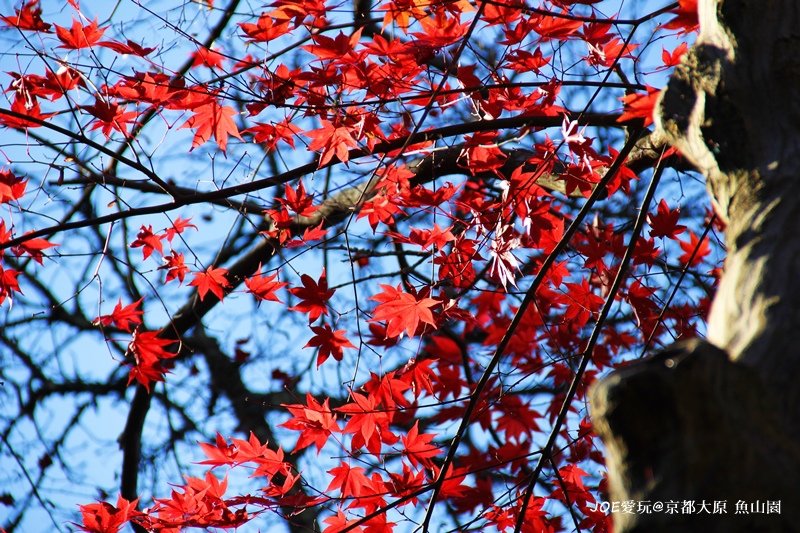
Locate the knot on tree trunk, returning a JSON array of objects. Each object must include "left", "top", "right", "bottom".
[
  {"left": 655, "top": 41, "right": 746, "bottom": 225},
  {"left": 589, "top": 338, "right": 800, "bottom": 532}
]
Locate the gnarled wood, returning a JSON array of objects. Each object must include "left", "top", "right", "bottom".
[
  {"left": 591, "top": 0, "right": 800, "bottom": 529},
  {"left": 591, "top": 340, "right": 800, "bottom": 531}
]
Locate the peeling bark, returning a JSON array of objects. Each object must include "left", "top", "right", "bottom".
[{"left": 591, "top": 1, "right": 800, "bottom": 530}]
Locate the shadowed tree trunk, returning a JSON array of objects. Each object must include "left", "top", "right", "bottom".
[{"left": 590, "top": 0, "right": 800, "bottom": 530}]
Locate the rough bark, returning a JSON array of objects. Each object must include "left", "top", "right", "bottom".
[{"left": 590, "top": 1, "right": 800, "bottom": 530}]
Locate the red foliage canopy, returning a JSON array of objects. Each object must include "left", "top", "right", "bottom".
[{"left": 0, "top": 1, "right": 715, "bottom": 532}]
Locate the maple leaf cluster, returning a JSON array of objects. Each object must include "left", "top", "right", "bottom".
[{"left": 0, "top": 169, "right": 56, "bottom": 306}]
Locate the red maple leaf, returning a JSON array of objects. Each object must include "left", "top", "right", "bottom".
[
  {"left": 662, "top": 42, "right": 689, "bottom": 68},
  {"left": 245, "top": 266, "right": 286, "bottom": 302},
  {"left": 78, "top": 495, "right": 139, "bottom": 533},
  {"left": 190, "top": 46, "right": 225, "bottom": 69},
  {"left": 617, "top": 86, "right": 660, "bottom": 127},
  {"left": 379, "top": 0, "right": 426, "bottom": 31},
  {"left": 198, "top": 432, "right": 290, "bottom": 482},
  {"left": 516, "top": 496, "right": 560, "bottom": 532},
  {"left": 151, "top": 472, "right": 248, "bottom": 528},
  {"left": 409, "top": 224, "right": 456, "bottom": 250},
  {"left": 586, "top": 38, "right": 638, "bottom": 68},
  {"left": 363, "top": 371, "right": 410, "bottom": 410},
  {"left": 337, "top": 392, "right": 396, "bottom": 455},
  {"left": 285, "top": 223, "right": 327, "bottom": 248},
  {"left": 11, "top": 235, "right": 56, "bottom": 264},
  {"left": 460, "top": 131, "right": 507, "bottom": 174},
  {"left": 313, "top": 28, "right": 365, "bottom": 59},
  {"left": 302, "top": 29, "right": 361, "bottom": 60},
  {"left": 279, "top": 180, "right": 317, "bottom": 217},
  {"left": 386, "top": 464, "right": 426, "bottom": 506},
  {"left": 532, "top": 14, "right": 583, "bottom": 40},
  {"left": 107, "top": 71, "right": 183, "bottom": 107},
  {"left": 245, "top": 119, "right": 300, "bottom": 152},
  {"left": 159, "top": 252, "right": 189, "bottom": 284},
  {"left": 46, "top": 66, "right": 83, "bottom": 96},
  {"left": 327, "top": 462, "right": 374, "bottom": 498},
  {"left": 0, "top": 220, "right": 12, "bottom": 244},
  {"left": 633, "top": 236, "right": 660, "bottom": 267},
  {"left": 679, "top": 230, "right": 711, "bottom": 266},
  {"left": 663, "top": 0, "right": 699, "bottom": 34},
  {"left": 98, "top": 39, "right": 155, "bottom": 57},
  {"left": 130, "top": 225, "right": 164, "bottom": 259},
  {"left": 305, "top": 324, "right": 355, "bottom": 366},
  {"left": 485, "top": 505, "right": 515, "bottom": 532},
  {"left": 263, "top": 470, "right": 301, "bottom": 499},
  {"left": 188, "top": 266, "right": 231, "bottom": 301},
  {"left": 603, "top": 146, "right": 639, "bottom": 195},
  {"left": 401, "top": 182, "right": 457, "bottom": 207},
  {"left": 172, "top": 84, "right": 218, "bottom": 109},
  {"left": 0, "top": 1, "right": 51, "bottom": 32},
  {"left": 0, "top": 169, "right": 27, "bottom": 203},
  {"left": 435, "top": 237, "right": 480, "bottom": 289},
  {"left": 0, "top": 263, "right": 22, "bottom": 307},
  {"left": 198, "top": 432, "right": 238, "bottom": 467},
  {"left": 0, "top": 95, "right": 55, "bottom": 129},
  {"left": 358, "top": 193, "right": 402, "bottom": 230},
  {"left": 370, "top": 284, "right": 439, "bottom": 339},
  {"left": 81, "top": 96, "right": 138, "bottom": 138},
  {"left": 505, "top": 47, "right": 550, "bottom": 74},
  {"left": 562, "top": 280, "right": 604, "bottom": 328},
  {"left": 433, "top": 464, "right": 468, "bottom": 499},
  {"left": 230, "top": 432, "right": 289, "bottom": 478},
  {"left": 398, "top": 358, "right": 436, "bottom": 398},
  {"left": 280, "top": 394, "right": 339, "bottom": 453},
  {"left": 412, "top": 11, "right": 469, "bottom": 47},
  {"left": 552, "top": 464, "right": 592, "bottom": 506},
  {"left": 181, "top": 99, "right": 243, "bottom": 153},
  {"left": 55, "top": 18, "right": 106, "bottom": 49},
  {"left": 182, "top": 472, "right": 230, "bottom": 502},
  {"left": 647, "top": 199, "right": 686, "bottom": 239},
  {"left": 322, "top": 510, "right": 363, "bottom": 533},
  {"left": 288, "top": 269, "right": 335, "bottom": 322},
  {"left": 239, "top": 14, "right": 291, "bottom": 42},
  {"left": 164, "top": 216, "right": 197, "bottom": 242},
  {"left": 263, "top": 206, "right": 294, "bottom": 244},
  {"left": 306, "top": 120, "right": 359, "bottom": 167},
  {"left": 5, "top": 68, "right": 84, "bottom": 103},
  {"left": 579, "top": 19, "right": 612, "bottom": 44},
  {"left": 400, "top": 421, "right": 440, "bottom": 469},
  {"left": 627, "top": 279, "right": 660, "bottom": 333},
  {"left": 495, "top": 395, "right": 541, "bottom": 443},
  {"left": 94, "top": 298, "right": 143, "bottom": 332},
  {"left": 126, "top": 329, "right": 177, "bottom": 390}
]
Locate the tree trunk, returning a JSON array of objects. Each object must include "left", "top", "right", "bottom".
[{"left": 590, "top": 1, "right": 800, "bottom": 530}]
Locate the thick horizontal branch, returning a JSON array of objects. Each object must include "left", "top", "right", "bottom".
[
  {"left": 54, "top": 173, "right": 264, "bottom": 214},
  {"left": 477, "top": 0, "right": 678, "bottom": 25},
  {"left": 253, "top": 80, "right": 648, "bottom": 112},
  {"left": 2, "top": 111, "right": 660, "bottom": 251}
]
